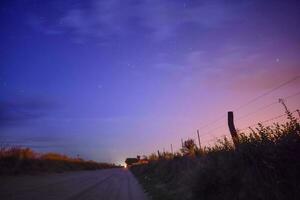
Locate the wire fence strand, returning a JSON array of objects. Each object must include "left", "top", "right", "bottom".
[
  {"left": 195, "top": 77, "right": 300, "bottom": 134},
  {"left": 239, "top": 110, "right": 299, "bottom": 131}
]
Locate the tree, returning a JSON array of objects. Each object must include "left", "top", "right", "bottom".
[{"left": 180, "top": 139, "right": 198, "bottom": 156}]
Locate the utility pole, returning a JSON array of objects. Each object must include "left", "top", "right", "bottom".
[
  {"left": 228, "top": 111, "right": 239, "bottom": 147},
  {"left": 171, "top": 144, "right": 173, "bottom": 154}
]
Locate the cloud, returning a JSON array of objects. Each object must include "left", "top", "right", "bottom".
[
  {"left": 183, "top": 47, "right": 300, "bottom": 91},
  {"left": 27, "top": 15, "right": 64, "bottom": 36},
  {"left": 0, "top": 97, "right": 58, "bottom": 127},
  {"left": 0, "top": 137, "right": 69, "bottom": 149},
  {"left": 152, "top": 41, "right": 300, "bottom": 91},
  {"left": 225, "top": 65, "right": 300, "bottom": 91},
  {"left": 27, "top": 0, "right": 247, "bottom": 42},
  {"left": 153, "top": 62, "right": 183, "bottom": 71}
]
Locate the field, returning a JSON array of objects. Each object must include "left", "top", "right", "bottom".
[
  {"left": 131, "top": 110, "right": 300, "bottom": 200},
  {"left": 0, "top": 147, "right": 118, "bottom": 175}
]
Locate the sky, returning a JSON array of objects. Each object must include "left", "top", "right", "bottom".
[{"left": 1, "top": 0, "right": 300, "bottom": 164}]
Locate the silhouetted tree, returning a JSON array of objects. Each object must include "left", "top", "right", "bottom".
[{"left": 180, "top": 139, "right": 198, "bottom": 156}]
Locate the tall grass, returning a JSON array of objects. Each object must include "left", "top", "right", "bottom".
[
  {"left": 131, "top": 111, "right": 300, "bottom": 200},
  {"left": 0, "top": 147, "right": 118, "bottom": 175}
]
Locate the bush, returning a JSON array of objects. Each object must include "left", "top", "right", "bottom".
[
  {"left": 0, "top": 147, "right": 118, "bottom": 175},
  {"left": 131, "top": 113, "right": 300, "bottom": 200}
]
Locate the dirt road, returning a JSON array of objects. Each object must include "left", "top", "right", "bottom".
[{"left": 0, "top": 168, "right": 149, "bottom": 200}]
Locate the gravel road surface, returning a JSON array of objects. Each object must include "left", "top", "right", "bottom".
[{"left": 0, "top": 168, "right": 149, "bottom": 200}]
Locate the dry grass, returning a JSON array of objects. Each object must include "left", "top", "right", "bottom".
[{"left": 0, "top": 147, "right": 118, "bottom": 175}]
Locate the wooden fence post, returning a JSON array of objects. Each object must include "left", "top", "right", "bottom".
[
  {"left": 197, "top": 129, "right": 202, "bottom": 151},
  {"left": 157, "top": 150, "right": 161, "bottom": 158},
  {"left": 228, "top": 111, "right": 239, "bottom": 147}
]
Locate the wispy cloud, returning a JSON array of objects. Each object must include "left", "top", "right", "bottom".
[
  {"left": 183, "top": 46, "right": 300, "bottom": 90},
  {"left": 0, "top": 97, "right": 58, "bottom": 127},
  {"left": 151, "top": 42, "right": 300, "bottom": 91},
  {"left": 26, "top": 0, "right": 248, "bottom": 42}
]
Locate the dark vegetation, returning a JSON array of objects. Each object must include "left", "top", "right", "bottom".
[
  {"left": 0, "top": 147, "right": 119, "bottom": 175},
  {"left": 131, "top": 108, "right": 300, "bottom": 200}
]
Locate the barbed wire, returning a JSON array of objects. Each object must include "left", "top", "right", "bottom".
[
  {"left": 236, "top": 90, "right": 300, "bottom": 122},
  {"left": 195, "top": 76, "right": 300, "bottom": 133},
  {"left": 205, "top": 134, "right": 228, "bottom": 143},
  {"left": 200, "top": 124, "right": 227, "bottom": 137},
  {"left": 236, "top": 101, "right": 278, "bottom": 121},
  {"left": 238, "top": 109, "right": 299, "bottom": 131},
  {"left": 202, "top": 109, "right": 300, "bottom": 147},
  {"left": 174, "top": 108, "right": 299, "bottom": 151},
  {"left": 198, "top": 113, "right": 227, "bottom": 130},
  {"left": 178, "top": 76, "right": 300, "bottom": 151},
  {"left": 234, "top": 75, "right": 300, "bottom": 111}
]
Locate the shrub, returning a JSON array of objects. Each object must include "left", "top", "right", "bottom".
[
  {"left": 0, "top": 147, "right": 118, "bottom": 175},
  {"left": 131, "top": 113, "right": 300, "bottom": 200}
]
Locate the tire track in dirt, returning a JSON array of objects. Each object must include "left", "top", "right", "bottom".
[
  {"left": 66, "top": 174, "right": 116, "bottom": 200},
  {"left": 0, "top": 169, "right": 149, "bottom": 200}
]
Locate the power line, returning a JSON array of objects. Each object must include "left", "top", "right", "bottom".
[
  {"left": 239, "top": 109, "right": 298, "bottom": 131},
  {"left": 285, "top": 90, "right": 300, "bottom": 100},
  {"left": 204, "top": 110, "right": 299, "bottom": 144},
  {"left": 236, "top": 90, "right": 300, "bottom": 122},
  {"left": 202, "top": 107, "right": 299, "bottom": 144},
  {"left": 201, "top": 124, "right": 227, "bottom": 137},
  {"left": 235, "top": 75, "right": 300, "bottom": 111},
  {"left": 205, "top": 134, "right": 228, "bottom": 143},
  {"left": 198, "top": 113, "right": 226, "bottom": 130},
  {"left": 236, "top": 101, "right": 278, "bottom": 121},
  {"left": 181, "top": 76, "right": 300, "bottom": 147},
  {"left": 196, "top": 76, "right": 300, "bottom": 132},
  {"left": 260, "top": 109, "right": 298, "bottom": 124}
]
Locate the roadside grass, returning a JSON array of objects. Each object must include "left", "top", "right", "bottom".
[
  {"left": 132, "top": 156, "right": 198, "bottom": 200},
  {"left": 131, "top": 110, "right": 300, "bottom": 200},
  {"left": 135, "top": 172, "right": 173, "bottom": 200},
  {"left": 0, "top": 147, "right": 119, "bottom": 175}
]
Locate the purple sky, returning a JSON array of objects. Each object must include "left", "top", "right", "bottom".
[{"left": 1, "top": 0, "right": 300, "bottom": 164}]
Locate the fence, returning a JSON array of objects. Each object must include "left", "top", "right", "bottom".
[{"left": 156, "top": 75, "right": 300, "bottom": 154}]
